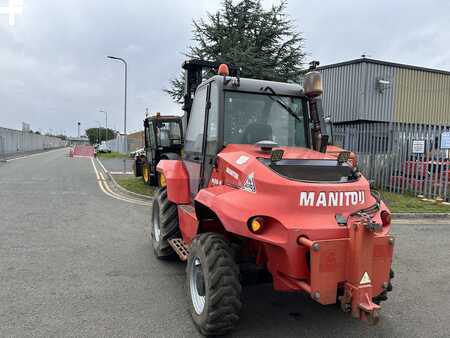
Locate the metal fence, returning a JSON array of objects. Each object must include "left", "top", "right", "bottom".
[
  {"left": 105, "top": 134, "right": 128, "bottom": 154},
  {"left": 0, "top": 127, "right": 66, "bottom": 158},
  {"left": 105, "top": 134, "right": 142, "bottom": 154},
  {"left": 334, "top": 122, "right": 450, "bottom": 201}
]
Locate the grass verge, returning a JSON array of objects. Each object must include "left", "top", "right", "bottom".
[
  {"left": 113, "top": 175, "right": 156, "bottom": 197},
  {"left": 381, "top": 190, "right": 450, "bottom": 213},
  {"left": 97, "top": 151, "right": 129, "bottom": 159}
]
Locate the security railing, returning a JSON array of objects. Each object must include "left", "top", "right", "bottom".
[{"left": 333, "top": 122, "right": 450, "bottom": 201}]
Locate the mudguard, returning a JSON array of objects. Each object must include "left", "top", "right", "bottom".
[
  {"left": 156, "top": 160, "right": 190, "bottom": 204},
  {"left": 195, "top": 185, "right": 290, "bottom": 245}
]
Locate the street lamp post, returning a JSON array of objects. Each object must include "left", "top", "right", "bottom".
[
  {"left": 95, "top": 121, "right": 101, "bottom": 143},
  {"left": 100, "top": 110, "right": 108, "bottom": 141},
  {"left": 107, "top": 55, "right": 127, "bottom": 153}
]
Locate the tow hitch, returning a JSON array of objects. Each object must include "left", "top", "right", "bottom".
[
  {"left": 299, "top": 213, "right": 394, "bottom": 325},
  {"left": 339, "top": 214, "right": 387, "bottom": 325}
]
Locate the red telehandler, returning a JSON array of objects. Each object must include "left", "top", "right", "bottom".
[{"left": 150, "top": 59, "right": 394, "bottom": 335}]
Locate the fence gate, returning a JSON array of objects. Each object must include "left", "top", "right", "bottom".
[{"left": 334, "top": 122, "right": 450, "bottom": 201}]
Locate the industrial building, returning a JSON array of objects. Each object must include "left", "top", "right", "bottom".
[{"left": 318, "top": 58, "right": 450, "bottom": 125}]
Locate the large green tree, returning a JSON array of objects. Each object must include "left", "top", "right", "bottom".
[
  {"left": 166, "top": 0, "right": 305, "bottom": 103},
  {"left": 85, "top": 128, "right": 117, "bottom": 144}
]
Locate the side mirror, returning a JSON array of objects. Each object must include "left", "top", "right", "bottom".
[
  {"left": 304, "top": 71, "right": 323, "bottom": 97},
  {"left": 324, "top": 117, "right": 334, "bottom": 145}
]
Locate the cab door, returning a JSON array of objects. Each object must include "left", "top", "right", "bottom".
[
  {"left": 183, "top": 84, "right": 209, "bottom": 198},
  {"left": 200, "top": 81, "right": 219, "bottom": 188},
  {"left": 145, "top": 121, "right": 156, "bottom": 169}
]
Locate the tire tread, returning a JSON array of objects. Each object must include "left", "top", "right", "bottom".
[
  {"left": 152, "top": 187, "right": 180, "bottom": 258},
  {"left": 188, "top": 233, "right": 242, "bottom": 336}
]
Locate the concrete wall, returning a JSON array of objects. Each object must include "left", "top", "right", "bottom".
[{"left": 0, "top": 127, "right": 66, "bottom": 156}]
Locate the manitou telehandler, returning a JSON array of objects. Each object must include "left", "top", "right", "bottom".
[
  {"left": 150, "top": 59, "right": 394, "bottom": 335},
  {"left": 135, "top": 114, "right": 183, "bottom": 185}
]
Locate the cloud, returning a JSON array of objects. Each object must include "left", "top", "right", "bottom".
[
  {"left": 0, "top": 0, "right": 448, "bottom": 134},
  {"left": 288, "top": 0, "right": 450, "bottom": 69}
]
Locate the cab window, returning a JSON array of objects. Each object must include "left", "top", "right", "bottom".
[
  {"left": 224, "top": 91, "right": 307, "bottom": 147},
  {"left": 147, "top": 121, "right": 156, "bottom": 148},
  {"left": 206, "top": 82, "right": 218, "bottom": 155},
  {"left": 184, "top": 85, "right": 207, "bottom": 153}
]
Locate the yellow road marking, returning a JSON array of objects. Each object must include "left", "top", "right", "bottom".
[{"left": 91, "top": 158, "right": 150, "bottom": 206}]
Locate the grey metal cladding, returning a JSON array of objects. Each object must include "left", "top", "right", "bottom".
[
  {"left": 320, "top": 62, "right": 364, "bottom": 123},
  {"left": 362, "top": 62, "right": 396, "bottom": 122}
]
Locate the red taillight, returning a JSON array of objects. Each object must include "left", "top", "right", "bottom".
[{"left": 381, "top": 211, "right": 391, "bottom": 227}]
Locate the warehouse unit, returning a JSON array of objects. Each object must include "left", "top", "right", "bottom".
[{"left": 318, "top": 57, "right": 450, "bottom": 125}]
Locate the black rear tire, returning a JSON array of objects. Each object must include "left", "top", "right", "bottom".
[
  {"left": 151, "top": 187, "right": 180, "bottom": 259},
  {"left": 186, "top": 233, "right": 242, "bottom": 336}
]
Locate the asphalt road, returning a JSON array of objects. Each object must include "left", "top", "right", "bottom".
[
  {"left": 0, "top": 148, "right": 449, "bottom": 337},
  {"left": 98, "top": 157, "right": 134, "bottom": 173}
]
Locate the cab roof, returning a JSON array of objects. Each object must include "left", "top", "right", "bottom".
[{"left": 207, "top": 75, "right": 304, "bottom": 97}]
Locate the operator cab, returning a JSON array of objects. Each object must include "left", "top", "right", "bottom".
[
  {"left": 183, "top": 75, "right": 310, "bottom": 151},
  {"left": 183, "top": 74, "right": 311, "bottom": 195},
  {"left": 140, "top": 114, "right": 184, "bottom": 185}
]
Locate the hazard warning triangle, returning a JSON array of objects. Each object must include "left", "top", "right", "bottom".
[{"left": 360, "top": 272, "right": 371, "bottom": 284}]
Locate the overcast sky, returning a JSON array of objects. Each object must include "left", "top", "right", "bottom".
[{"left": 1, "top": 0, "right": 449, "bottom": 135}]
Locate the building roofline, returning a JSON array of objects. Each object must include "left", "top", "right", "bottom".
[{"left": 317, "top": 57, "right": 450, "bottom": 76}]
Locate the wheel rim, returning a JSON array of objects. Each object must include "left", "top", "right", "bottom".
[
  {"left": 190, "top": 256, "right": 206, "bottom": 315},
  {"left": 143, "top": 167, "right": 149, "bottom": 182},
  {"left": 152, "top": 201, "right": 161, "bottom": 242}
]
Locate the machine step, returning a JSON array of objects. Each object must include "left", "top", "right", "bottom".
[{"left": 168, "top": 238, "right": 189, "bottom": 261}]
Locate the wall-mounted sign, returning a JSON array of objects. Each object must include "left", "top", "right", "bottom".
[
  {"left": 441, "top": 132, "right": 450, "bottom": 149},
  {"left": 412, "top": 140, "right": 425, "bottom": 154}
]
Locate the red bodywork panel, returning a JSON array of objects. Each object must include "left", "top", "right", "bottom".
[
  {"left": 177, "top": 204, "right": 198, "bottom": 243},
  {"left": 157, "top": 144, "right": 394, "bottom": 318},
  {"left": 156, "top": 160, "right": 190, "bottom": 204}
]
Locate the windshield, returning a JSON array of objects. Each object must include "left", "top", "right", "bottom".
[
  {"left": 224, "top": 91, "right": 308, "bottom": 147},
  {"left": 156, "top": 121, "right": 182, "bottom": 146}
]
